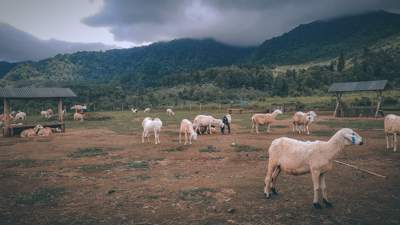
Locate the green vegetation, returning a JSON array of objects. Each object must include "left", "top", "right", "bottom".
[
  {"left": 163, "top": 145, "right": 188, "bottom": 152},
  {"left": 16, "top": 187, "right": 65, "bottom": 205},
  {"left": 233, "top": 144, "right": 262, "bottom": 152},
  {"left": 199, "top": 145, "right": 221, "bottom": 153},
  {"left": 68, "top": 147, "right": 107, "bottom": 158},
  {"left": 1, "top": 158, "right": 38, "bottom": 168},
  {"left": 318, "top": 119, "right": 384, "bottom": 130},
  {"left": 179, "top": 187, "right": 216, "bottom": 203},
  {"left": 79, "top": 164, "right": 114, "bottom": 173},
  {"left": 127, "top": 161, "right": 149, "bottom": 169}
]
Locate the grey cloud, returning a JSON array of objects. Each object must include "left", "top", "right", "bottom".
[{"left": 83, "top": 0, "right": 400, "bottom": 46}]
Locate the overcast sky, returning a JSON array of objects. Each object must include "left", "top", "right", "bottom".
[{"left": 1, "top": 0, "right": 400, "bottom": 48}]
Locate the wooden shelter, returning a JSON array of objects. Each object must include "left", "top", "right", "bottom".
[
  {"left": 0, "top": 87, "right": 77, "bottom": 137},
  {"left": 328, "top": 80, "right": 387, "bottom": 117}
]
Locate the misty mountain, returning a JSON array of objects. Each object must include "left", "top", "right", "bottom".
[
  {"left": 252, "top": 10, "right": 400, "bottom": 65},
  {"left": 0, "top": 22, "right": 113, "bottom": 62}
]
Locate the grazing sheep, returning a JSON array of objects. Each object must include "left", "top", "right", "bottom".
[
  {"left": 221, "top": 114, "right": 232, "bottom": 134},
  {"left": 142, "top": 117, "right": 163, "bottom": 144},
  {"left": 71, "top": 105, "right": 87, "bottom": 113},
  {"left": 384, "top": 114, "right": 400, "bottom": 152},
  {"left": 20, "top": 124, "right": 43, "bottom": 138},
  {"left": 166, "top": 108, "right": 175, "bottom": 116},
  {"left": 131, "top": 108, "right": 138, "bottom": 113},
  {"left": 144, "top": 108, "right": 151, "bottom": 113},
  {"left": 74, "top": 112, "right": 84, "bottom": 122},
  {"left": 14, "top": 111, "right": 27, "bottom": 121},
  {"left": 179, "top": 119, "right": 198, "bottom": 145},
  {"left": 193, "top": 115, "right": 224, "bottom": 135},
  {"left": 251, "top": 109, "right": 283, "bottom": 134},
  {"left": 41, "top": 108, "right": 53, "bottom": 119},
  {"left": 292, "top": 111, "right": 317, "bottom": 135},
  {"left": 264, "top": 128, "right": 363, "bottom": 209}
]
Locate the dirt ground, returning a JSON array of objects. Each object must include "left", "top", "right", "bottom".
[{"left": 0, "top": 112, "right": 399, "bottom": 225}]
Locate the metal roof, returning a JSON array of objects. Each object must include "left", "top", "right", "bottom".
[
  {"left": 0, "top": 88, "right": 77, "bottom": 98},
  {"left": 328, "top": 80, "right": 387, "bottom": 92}
]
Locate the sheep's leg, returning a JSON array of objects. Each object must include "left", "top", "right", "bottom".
[
  {"left": 179, "top": 132, "right": 182, "bottom": 144},
  {"left": 184, "top": 132, "right": 188, "bottom": 145},
  {"left": 256, "top": 124, "right": 259, "bottom": 134},
  {"left": 142, "top": 131, "right": 145, "bottom": 143},
  {"left": 311, "top": 170, "right": 322, "bottom": 209},
  {"left": 264, "top": 162, "right": 276, "bottom": 198},
  {"left": 270, "top": 166, "right": 281, "bottom": 195},
  {"left": 386, "top": 134, "right": 390, "bottom": 149},
  {"left": 251, "top": 122, "right": 254, "bottom": 133},
  {"left": 320, "top": 173, "right": 332, "bottom": 208},
  {"left": 394, "top": 133, "right": 397, "bottom": 152},
  {"left": 306, "top": 125, "right": 310, "bottom": 135},
  {"left": 267, "top": 124, "right": 271, "bottom": 133}
]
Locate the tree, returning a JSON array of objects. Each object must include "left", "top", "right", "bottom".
[{"left": 337, "top": 52, "right": 345, "bottom": 72}]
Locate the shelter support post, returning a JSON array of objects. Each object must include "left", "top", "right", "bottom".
[
  {"left": 375, "top": 90, "right": 383, "bottom": 118},
  {"left": 333, "top": 92, "right": 342, "bottom": 117},
  {"left": 58, "top": 98, "right": 65, "bottom": 132},
  {"left": 3, "top": 98, "right": 10, "bottom": 137}
]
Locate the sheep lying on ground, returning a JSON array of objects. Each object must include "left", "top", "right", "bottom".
[
  {"left": 221, "top": 114, "right": 232, "bottom": 134},
  {"left": 166, "top": 108, "right": 175, "bottom": 116},
  {"left": 193, "top": 115, "right": 224, "bottom": 135},
  {"left": 179, "top": 119, "right": 197, "bottom": 145},
  {"left": 20, "top": 125, "right": 42, "bottom": 137},
  {"left": 144, "top": 108, "right": 151, "bottom": 113},
  {"left": 142, "top": 117, "right": 162, "bottom": 144},
  {"left": 14, "top": 111, "right": 27, "bottom": 121},
  {"left": 131, "top": 108, "right": 138, "bottom": 113},
  {"left": 251, "top": 109, "right": 283, "bottom": 134},
  {"left": 384, "top": 114, "right": 400, "bottom": 152},
  {"left": 74, "top": 112, "right": 85, "bottom": 122},
  {"left": 264, "top": 128, "right": 363, "bottom": 209},
  {"left": 36, "top": 125, "right": 52, "bottom": 136},
  {"left": 292, "top": 111, "right": 317, "bottom": 135}
]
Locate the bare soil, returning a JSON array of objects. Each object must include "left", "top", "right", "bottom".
[{"left": 0, "top": 114, "right": 399, "bottom": 225}]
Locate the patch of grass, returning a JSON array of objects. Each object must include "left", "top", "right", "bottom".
[
  {"left": 128, "top": 161, "right": 149, "bottom": 169},
  {"left": 79, "top": 164, "right": 114, "bottom": 173},
  {"left": 68, "top": 147, "right": 107, "bottom": 158},
  {"left": 134, "top": 174, "right": 151, "bottom": 181},
  {"left": 179, "top": 187, "right": 216, "bottom": 203},
  {"left": 16, "top": 187, "right": 65, "bottom": 205},
  {"left": 318, "top": 119, "right": 383, "bottom": 130},
  {"left": 208, "top": 156, "right": 224, "bottom": 160},
  {"left": 85, "top": 114, "right": 113, "bottom": 121},
  {"left": 199, "top": 145, "right": 221, "bottom": 153},
  {"left": 163, "top": 145, "right": 188, "bottom": 152},
  {"left": 1, "top": 159, "right": 38, "bottom": 168},
  {"left": 233, "top": 144, "right": 262, "bottom": 152},
  {"left": 145, "top": 195, "right": 160, "bottom": 200}
]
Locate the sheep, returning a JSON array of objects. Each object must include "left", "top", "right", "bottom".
[
  {"left": 179, "top": 119, "right": 198, "bottom": 145},
  {"left": 144, "top": 108, "right": 151, "bottom": 113},
  {"left": 221, "top": 114, "right": 232, "bottom": 134},
  {"left": 193, "top": 115, "right": 224, "bottom": 135},
  {"left": 74, "top": 112, "right": 85, "bottom": 122},
  {"left": 251, "top": 109, "right": 283, "bottom": 134},
  {"left": 40, "top": 108, "right": 53, "bottom": 119},
  {"left": 131, "top": 108, "right": 138, "bottom": 113},
  {"left": 20, "top": 124, "right": 43, "bottom": 138},
  {"left": 384, "top": 114, "right": 400, "bottom": 152},
  {"left": 142, "top": 117, "right": 163, "bottom": 144},
  {"left": 14, "top": 111, "right": 27, "bottom": 121},
  {"left": 292, "top": 111, "right": 317, "bottom": 135},
  {"left": 71, "top": 104, "right": 87, "bottom": 113},
  {"left": 263, "top": 128, "right": 363, "bottom": 209},
  {"left": 37, "top": 126, "right": 53, "bottom": 136},
  {"left": 166, "top": 108, "right": 175, "bottom": 116}
]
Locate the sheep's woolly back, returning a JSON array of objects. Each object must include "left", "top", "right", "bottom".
[{"left": 385, "top": 114, "right": 400, "bottom": 133}]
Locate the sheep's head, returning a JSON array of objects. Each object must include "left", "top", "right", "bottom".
[
  {"left": 191, "top": 131, "right": 198, "bottom": 140},
  {"left": 34, "top": 124, "right": 44, "bottom": 133},
  {"left": 341, "top": 128, "right": 363, "bottom": 145}
]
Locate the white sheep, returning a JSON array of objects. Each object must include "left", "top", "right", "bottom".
[
  {"left": 384, "top": 114, "right": 400, "bottom": 152},
  {"left": 131, "top": 108, "right": 138, "bottom": 113},
  {"left": 263, "top": 128, "right": 363, "bottom": 209},
  {"left": 292, "top": 111, "right": 317, "bottom": 135},
  {"left": 20, "top": 124, "right": 43, "bottom": 138},
  {"left": 40, "top": 108, "right": 53, "bottom": 119},
  {"left": 142, "top": 117, "right": 162, "bottom": 144},
  {"left": 251, "top": 109, "right": 283, "bottom": 134},
  {"left": 166, "top": 108, "right": 175, "bottom": 116},
  {"left": 193, "top": 115, "right": 224, "bottom": 135},
  {"left": 144, "top": 108, "right": 151, "bottom": 113},
  {"left": 71, "top": 104, "right": 87, "bottom": 113},
  {"left": 179, "top": 119, "right": 198, "bottom": 145},
  {"left": 14, "top": 111, "right": 27, "bottom": 121},
  {"left": 74, "top": 112, "right": 84, "bottom": 122},
  {"left": 37, "top": 126, "right": 53, "bottom": 136}
]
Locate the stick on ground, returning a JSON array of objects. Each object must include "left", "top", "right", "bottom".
[{"left": 334, "top": 160, "right": 387, "bottom": 178}]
